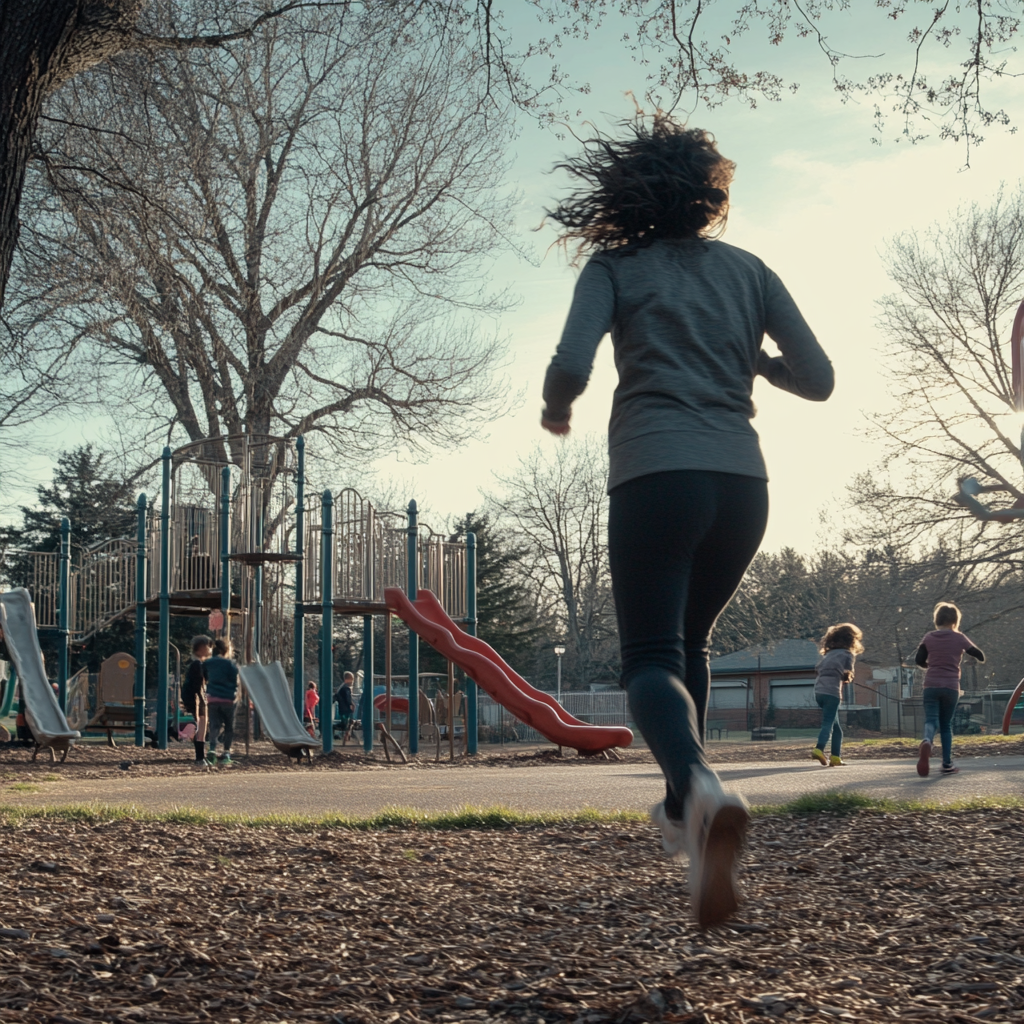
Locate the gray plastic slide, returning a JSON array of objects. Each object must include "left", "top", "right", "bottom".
[
  {"left": 239, "top": 660, "right": 321, "bottom": 763},
  {"left": 0, "top": 589, "right": 80, "bottom": 762}
]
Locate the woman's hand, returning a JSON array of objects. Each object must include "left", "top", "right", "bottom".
[{"left": 541, "top": 410, "right": 571, "bottom": 435}]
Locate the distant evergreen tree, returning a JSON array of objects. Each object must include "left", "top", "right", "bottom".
[
  {"left": 449, "top": 511, "right": 542, "bottom": 677},
  {"left": 18, "top": 445, "right": 137, "bottom": 556}
]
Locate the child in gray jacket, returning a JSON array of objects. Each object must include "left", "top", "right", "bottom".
[{"left": 812, "top": 623, "right": 863, "bottom": 767}]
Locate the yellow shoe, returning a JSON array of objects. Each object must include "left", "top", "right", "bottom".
[
  {"left": 811, "top": 747, "right": 827, "bottom": 765},
  {"left": 829, "top": 755, "right": 845, "bottom": 767}
]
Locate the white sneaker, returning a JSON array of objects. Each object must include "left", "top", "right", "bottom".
[
  {"left": 650, "top": 800, "right": 688, "bottom": 861},
  {"left": 684, "top": 768, "right": 749, "bottom": 930}
]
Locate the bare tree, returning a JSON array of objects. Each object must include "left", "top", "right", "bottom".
[
  {"left": 8, "top": 6, "right": 514, "bottom": 469},
  {"left": 0, "top": 1, "right": 376, "bottom": 308},
  {"left": 4, "top": 2, "right": 1022, "bottom": 313},
  {"left": 846, "top": 186, "right": 1024, "bottom": 583},
  {"left": 486, "top": 437, "right": 619, "bottom": 689}
]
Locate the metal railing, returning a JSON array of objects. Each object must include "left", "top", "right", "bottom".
[{"left": 301, "top": 491, "right": 467, "bottom": 617}]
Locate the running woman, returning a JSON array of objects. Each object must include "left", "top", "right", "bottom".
[
  {"left": 915, "top": 602, "right": 984, "bottom": 777},
  {"left": 541, "top": 115, "right": 835, "bottom": 928}
]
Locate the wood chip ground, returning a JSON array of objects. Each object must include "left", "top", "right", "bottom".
[{"left": 0, "top": 809, "right": 1021, "bottom": 1022}]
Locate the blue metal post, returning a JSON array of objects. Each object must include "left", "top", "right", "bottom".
[
  {"left": 134, "top": 494, "right": 148, "bottom": 746},
  {"left": 293, "top": 436, "right": 305, "bottom": 718},
  {"left": 319, "top": 490, "right": 334, "bottom": 754},
  {"left": 465, "top": 531, "right": 478, "bottom": 755},
  {"left": 220, "top": 466, "right": 231, "bottom": 637},
  {"left": 156, "top": 447, "right": 171, "bottom": 749},
  {"left": 407, "top": 499, "right": 419, "bottom": 754},
  {"left": 254, "top": 503, "right": 264, "bottom": 660},
  {"left": 362, "top": 614, "right": 374, "bottom": 753},
  {"left": 57, "top": 517, "right": 70, "bottom": 712}
]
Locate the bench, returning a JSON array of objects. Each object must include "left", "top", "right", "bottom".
[{"left": 706, "top": 720, "right": 729, "bottom": 740}]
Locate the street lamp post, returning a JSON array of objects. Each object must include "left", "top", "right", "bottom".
[{"left": 554, "top": 645, "right": 565, "bottom": 702}]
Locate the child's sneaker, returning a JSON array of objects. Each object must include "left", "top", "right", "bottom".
[
  {"left": 811, "top": 748, "right": 827, "bottom": 765},
  {"left": 916, "top": 740, "right": 931, "bottom": 777},
  {"left": 205, "top": 751, "right": 217, "bottom": 766},
  {"left": 192, "top": 759, "right": 209, "bottom": 772},
  {"left": 650, "top": 800, "right": 688, "bottom": 861},
  {"left": 218, "top": 752, "right": 233, "bottom": 766},
  {"left": 941, "top": 764, "right": 960, "bottom": 774},
  {"left": 684, "top": 769, "right": 749, "bottom": 930},
  {"left": 829, "top": 755, "right": 845, "bottom": 766}
]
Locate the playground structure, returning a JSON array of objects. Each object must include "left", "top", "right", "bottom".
[
  {"left": 955, "top": 297, "right": 1024, "bottom": 733},
  {"left": 0, "top": 432, "right": 633, "bottom": 759},
  {"left": 0, "top": 589, "right": 79, "bottom": 761}
]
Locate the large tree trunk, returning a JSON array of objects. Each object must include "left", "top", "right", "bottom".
[{"left": 0, "top": 0, "right": 141, "bottom": 307}]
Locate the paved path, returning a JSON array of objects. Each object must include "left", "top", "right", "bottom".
[{"left": 3, "top": 755, "right": 1021, "bottom": 817}]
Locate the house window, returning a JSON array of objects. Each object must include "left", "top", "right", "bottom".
[
  {"left": 769, "top": 679, "right": 816, "bottom": 708},
  {"left": 709, "top": 679, "right": 748, "bottom": 709}
]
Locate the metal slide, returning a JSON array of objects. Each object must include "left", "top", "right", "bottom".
[
  {"left": 238, "top": 661, "right": 322, "bottom": 763},
  {"left": 0, "top": 589, "right": 80, "bottom": 761},
  {"left": 385, "top": 587, "right": 633, "bottom": 755}
]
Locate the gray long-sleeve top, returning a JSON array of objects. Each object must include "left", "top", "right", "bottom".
[{"left": 542, "top": 238, "right": 835, "bottom": 492}]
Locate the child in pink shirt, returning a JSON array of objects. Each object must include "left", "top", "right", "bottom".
[
  {"left": 304, "top": 681, "right": 319, "bottom": 737},
  {"left": 914, "top": 602, "right": 984, "bottom": 777}
]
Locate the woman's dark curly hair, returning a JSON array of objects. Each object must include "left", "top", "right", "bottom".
[{"left": 547, "top": 115, "right": 735, "bottom": 256}]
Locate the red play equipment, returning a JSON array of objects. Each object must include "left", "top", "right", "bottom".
[
  {"left": 956, "top": 297, "right": 1024, "bottom": 733},
  {"left": 385, "top": 587, "right": 633, "bottom": 755},
  {"left": 1002, "top": 679, "right": 1024, "bottom": 736}
]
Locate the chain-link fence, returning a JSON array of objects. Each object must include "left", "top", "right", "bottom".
[{"left": 476, "top": 690, "right": 631, "bottom": 745}]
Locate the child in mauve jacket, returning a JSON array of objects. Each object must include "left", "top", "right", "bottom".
[{"left": 915, "top": 603, "right": 984, "bottom": 777}]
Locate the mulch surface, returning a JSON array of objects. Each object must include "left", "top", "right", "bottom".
[
  {"left": 1, "top": 809, "right": 1023, "bottom": 1023},
  {"left": 0, "top": 735, "right": 1021, "bottom": 786}
]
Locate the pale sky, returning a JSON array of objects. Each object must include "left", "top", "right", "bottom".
[
  {"left": 369, "top": 9, "right": 1024, "bottom": 551},
  {"left": 11, "top": 6, "right": 1024, "bottom": 554}
]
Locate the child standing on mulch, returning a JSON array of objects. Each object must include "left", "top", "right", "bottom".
[
  {"left": 204, "top": 638, "right": 239, "bottom": 767},
  {"left": 811, "top": 623, "right": 863, "bottom": 767},
  {"left": 540, "top": 114, "right": 835, "bottom": 928},
  {"left": 304, "top": 681, "right": 319, "bottom": 737},
  {"left": 181, "top": 634, "right": 212, "bottom": 770},
  {"left": 915, "top": 603, "right": 984, "bottom": 777}
]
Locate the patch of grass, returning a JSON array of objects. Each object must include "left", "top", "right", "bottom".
[
  {"left": 857, "top": 733, "right": 1021, "bottom": 747},
  {"left": 41, "top": 774, "right": 60, "bottom": 782},
  {"left": 0, "top": 802, "right": 649, "bottom": 832},
  {"left": 761, "top": 790, "right": 1024, "bottom": 816},
  {"left": 7, "top": 784, "right": 40, "bottom": 793},
  {"left": 0, "top": 796, "right": 1019, "bottom": 833}
]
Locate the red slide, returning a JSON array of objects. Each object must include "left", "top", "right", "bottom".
[{"left": 385, "top": 587, "right": 633, "bottom": 754}]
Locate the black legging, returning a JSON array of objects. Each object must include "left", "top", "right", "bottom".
[{"left": 609, "top": 470, "right": 769, "bottom": 818}]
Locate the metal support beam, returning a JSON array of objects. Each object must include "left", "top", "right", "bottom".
[
  {"left": 362, "top": 614, "right": 374, "bottom": 753},
  {"left": 319, "top": 490, "right": 334, "bottom": 755},
  {"left": 57, "top": 517, "right": 70, "bottom": 712},
  {"left": 220, "top": 466, "right": 231, "bottom": 635},
  {"left": 407, "top": 499, "right": 419, "bottom": 754},
  {"left": 157, "top": 447, "right": 171, "bottom": 750},
  {"left": 465, "top": 530, "right": 478, "bottom": 755},
  {"left": 134, "top": 494, "right": 148, "bottom": 747},
  {"left": 293, "top": 435, "right": 305, "bottom": 718}
]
